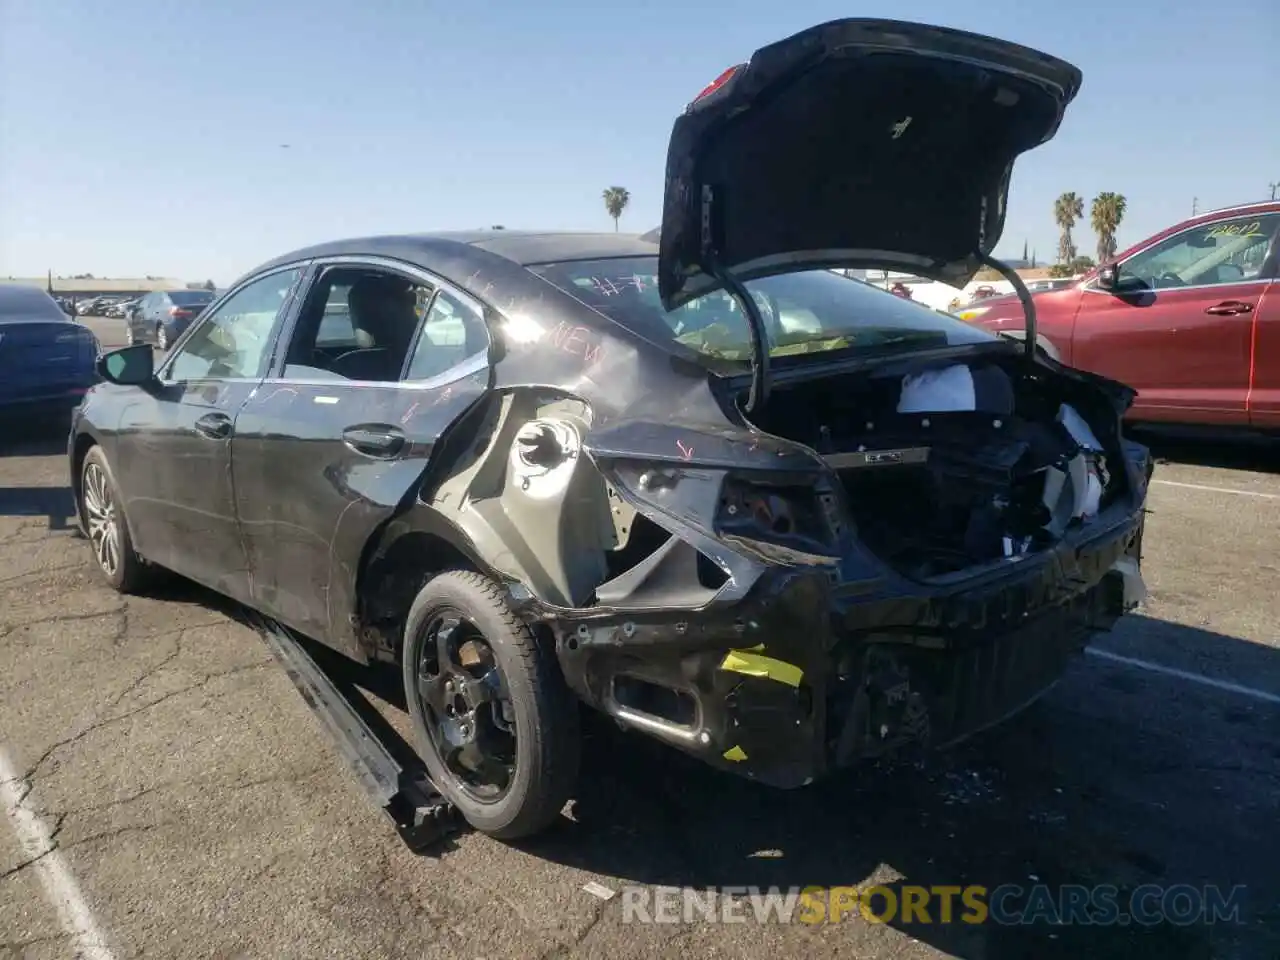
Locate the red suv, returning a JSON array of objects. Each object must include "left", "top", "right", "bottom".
[{"left": 959, "top": 201, "right": 1279, "bottom": 430}]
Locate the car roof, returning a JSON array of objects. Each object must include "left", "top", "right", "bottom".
[
  {"left": 1195, "top": 199, "right": 1280, "bottom": 219},
  {"left": 255, "top": 230, "right": 659, "bottom": 279},
  {"left": 239, "top": 231, "right": 667, "bottom": 354}
]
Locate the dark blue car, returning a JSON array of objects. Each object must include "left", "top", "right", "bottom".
[
  {"left": 0, "top": 283, "right": 100, "bottom": 425},
  {"left": 127, "top": 290, "right": 216, "bottom": 351}
]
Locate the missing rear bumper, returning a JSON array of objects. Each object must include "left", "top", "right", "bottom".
[{"left": 520, "top": 507, "right": 1146, "bottom": 789}]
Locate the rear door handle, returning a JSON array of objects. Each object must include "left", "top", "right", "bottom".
[
  {"left": 342, "top": 425, "right": 406, "bottom": 459},
  {"left": 193, "top": 412, "right": 233, "bottom": 440},
  {"left": 1204, "top": 301, "right": 1254, "bottom": 316}
]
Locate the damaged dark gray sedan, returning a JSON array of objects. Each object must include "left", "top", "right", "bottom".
[{"left": 70, "top": 18, "right": 1150, "bottom": 840}]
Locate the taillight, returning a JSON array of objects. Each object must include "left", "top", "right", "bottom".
[
  {"left": 169, "top": 307, "right": 191, "bottom": 318},
  {"left": 63, "top": 327, "right": 101, "bottom": 366},
  {"left": 691, "top": 64, "right": 744, "bottom": 106}
]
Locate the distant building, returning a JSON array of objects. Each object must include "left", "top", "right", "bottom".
[{"left": 2, "top": 276, "right": 192, "bottom": 299}]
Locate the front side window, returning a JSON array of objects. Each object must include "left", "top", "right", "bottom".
[
  {"left": 529, "top": 257, "right": 995, "bottom": 364},
  {"left": 167, "top": 268, "right": 303, "bottom": 381},
  {"left": 1118, "top": 214, "right": 1279, "bottom": 291}
]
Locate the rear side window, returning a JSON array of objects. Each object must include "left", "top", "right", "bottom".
[
  {"left": 404, "top": 290, "right": 488, "bottom": 380},
  {"left": 169, "top": 290, "right": 214, "bottom": 306}
]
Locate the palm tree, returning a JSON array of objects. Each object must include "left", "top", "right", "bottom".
[
  {"left": 602, "top": 186, "right": 630, "bottom": 232},
  {"left": 1091, "top": 192, "right": 1128, "bottom": 264},
  {"left": 1053, "top": 192, "right": 1084, "bottom": 266}
]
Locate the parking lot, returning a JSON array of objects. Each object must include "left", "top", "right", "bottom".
[{"left": 1, "top": 313, "right": 1278, "bottom": 960}]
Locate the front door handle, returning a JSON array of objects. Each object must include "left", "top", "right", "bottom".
[
  {"left": 194, "top": 412, "right": 233, "bottom": 440},
  {"left": 342, "top": 425, "right": 406, "bottom": 459},
  {"left": 1204, "top": 301, "right": 1254, "bottom": 316}
]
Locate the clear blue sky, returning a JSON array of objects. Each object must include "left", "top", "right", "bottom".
[{"left": 1, "top": 0, "right": 1276, "bottom": 285}]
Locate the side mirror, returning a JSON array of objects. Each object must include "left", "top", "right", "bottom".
[
  {"left": 1096, "top": 264, "right": 1119, "bottom": 291},
  {"left": 96, "top": 344, "right": 156, "bottom": 385}
]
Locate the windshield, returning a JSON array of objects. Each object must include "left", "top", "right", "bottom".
[{"left": 529, "top": 258, "right": 996, "bottom": 362}]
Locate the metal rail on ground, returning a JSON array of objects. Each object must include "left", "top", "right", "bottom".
[{"left": 253, "top": 614, "right": 461, "bottom": 853}]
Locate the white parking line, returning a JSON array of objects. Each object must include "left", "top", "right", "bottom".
[
  {"left": 1152, "top": 479, "right": 1279, "bottom": 500},
  {"left": 0, "top": 747, "right": 116, "bottom": 960},
  {"left": 1086, "top": 647, "right": 1280, "bottom": 705}
]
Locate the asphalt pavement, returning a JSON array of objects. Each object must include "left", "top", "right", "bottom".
[{"left": 1, "top": 314, "right": 1277, "bottom": 959}]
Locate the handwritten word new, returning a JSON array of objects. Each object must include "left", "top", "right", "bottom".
[{"left": 548, "top": 321, "right": 604, "bottom": 365}]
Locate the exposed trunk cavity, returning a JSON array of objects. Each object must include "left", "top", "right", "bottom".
[{"left": 741, "top": 355, "right": 1127, "bottom": 580}]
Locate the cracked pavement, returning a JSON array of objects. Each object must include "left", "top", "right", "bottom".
[{"left": 2, "top": 341, "right": 1279, "bottom": 958}]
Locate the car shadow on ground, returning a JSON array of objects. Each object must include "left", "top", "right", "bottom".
[
  {"left": 0, "top": 423, "right": 75, "bottom": 529},
  {"left": 1131, "top": 428, "right": 1280, "bottom": 476},
  {"left": 299, "top": 612, "right": 1280, "bottom": 960},
  {"left": 0, "top": 485, "right": 75, "bottom": 530},
  {"left": 0, "top": 419, "right": 71, "bottom": 460}
]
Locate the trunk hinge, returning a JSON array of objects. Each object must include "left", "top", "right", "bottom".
[
  {"left": 700, "top": 183, "right": 714, "bottom": 252},
  {"left": 701, "top": 184, "right": 772, "bottom": 413},
  {"left": 976, "top": 251, "right": 1038, "bottom": 361}
]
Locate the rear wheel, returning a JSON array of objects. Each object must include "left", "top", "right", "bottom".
[
  {"left": 156, "top": 323, "right": 169, "bottom": 351},
  {"left": 79, "top": 446, "right": 153, "bottom": 593},
  {"left": 401, "top": 570, "right": 579, "bottom": 840}
]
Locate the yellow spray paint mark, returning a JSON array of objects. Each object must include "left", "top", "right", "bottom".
[
  {"left": 720, "top": 650, "right": 803, "bottom": 688},
  {"left": 723, "top": 745, "right": 748, "bottom": 762}
]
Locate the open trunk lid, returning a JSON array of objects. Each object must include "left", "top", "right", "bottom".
[{"left": 656, "top": 18, "right": 1082, "bottom": 310}]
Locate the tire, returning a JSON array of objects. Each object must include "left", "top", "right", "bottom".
[
  {"left": 78, "top": 445, "right": 153, "bottom": 593},
  {"left": 156, "top": 323, "right": 169, "bottom": 351},
  {"left": 401, "top": 570, "right": 579, "bottom": 840}
]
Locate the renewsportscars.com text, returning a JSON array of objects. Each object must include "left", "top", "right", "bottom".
[{"left": 620, "top": 884, "right": 1246, "bottom": 927}]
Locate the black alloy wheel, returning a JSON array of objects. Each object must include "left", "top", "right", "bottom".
[
  {"left": 417, "top": 610, "right": 517, "bottom": 801},
  {"left": 402, "top": 570, "right": 579, "bottom": 839}
]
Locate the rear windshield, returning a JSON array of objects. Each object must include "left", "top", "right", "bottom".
[
  {"left": 528, "top": 257, "right": 996, "bottom": 363},
  {"left": 0, "top": 284, "right": 66, "bottom": 319},
  {"left": 170, "top": 291, "right": 214, "bottom": 305}
]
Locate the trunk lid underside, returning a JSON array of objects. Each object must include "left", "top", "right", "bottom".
[{"left": 657, "top": 18, "right": 1082, "bottom": 310}]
